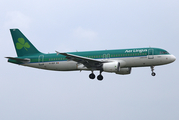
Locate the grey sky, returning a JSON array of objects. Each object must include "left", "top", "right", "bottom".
[{"left": 0, "top": 0, "right": 179, "bottom": 120}]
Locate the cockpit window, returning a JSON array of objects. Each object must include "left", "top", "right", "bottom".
[{"left": 160, "top": 51, "right": 169, "bottom": 54}]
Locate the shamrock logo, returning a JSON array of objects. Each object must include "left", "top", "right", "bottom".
[{"left": 16, "top": 38, "right": 30, "bottom": 51}]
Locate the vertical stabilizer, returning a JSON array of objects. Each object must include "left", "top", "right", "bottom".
[{"left": 10, "top": 29, "right": 41, "bottom": 57}]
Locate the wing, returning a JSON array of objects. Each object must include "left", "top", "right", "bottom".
[{"left": 55, "top": 51, "right": 105, "bottom": 69}]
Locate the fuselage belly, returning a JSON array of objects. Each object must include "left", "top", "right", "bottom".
[{"left": 23, "top": 54, "right": 175, "bottom": 71}]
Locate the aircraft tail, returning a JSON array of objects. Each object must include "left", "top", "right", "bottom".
[{"left": 10, "top": 29, "right": 41, "bottom": 57}]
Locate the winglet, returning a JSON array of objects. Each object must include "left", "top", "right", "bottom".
[
  {"left": 55, "top": 51, "right": 60, "bottom": 55},
  {"left": 55, "top": 51, "right": 68, "bottom": 56}
]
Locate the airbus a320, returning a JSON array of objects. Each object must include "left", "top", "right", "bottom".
[{"left": 6, "top": 29, "right": 176, "bottom": 81}]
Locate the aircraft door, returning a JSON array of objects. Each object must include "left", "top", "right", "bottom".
[
  {"left": 148, "top": 49, "right": 154, "bottom": 59},
  {"left": 103, "top": 54, "right": 110, "bottom": 60},
  {"left": 38, "top": 55, "right": 44, "bottom": 65}
]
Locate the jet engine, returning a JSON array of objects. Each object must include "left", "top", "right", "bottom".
[
  {"left": 103, "top": 62, "right": 120, "bottom": 72},
  {"left": 115, "top": 68, "right": 132, "bottom": 75}
]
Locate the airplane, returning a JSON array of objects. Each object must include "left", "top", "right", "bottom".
[{"left": 6, "top": 29, "right": 176, "bottom": 81}]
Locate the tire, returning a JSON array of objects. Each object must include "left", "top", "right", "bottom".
[
  {"left": 97, "top": 75, "right": 103, "bottom": 81},
  {"left": 89, "top": 73, "right": 95, "bottom": 79},
  {"left": 151, "top": 72, "right": 156, "bottom": 76}
]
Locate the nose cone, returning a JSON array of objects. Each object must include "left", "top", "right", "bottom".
[{"left": 170, "top": 55, "right": 176, "bottom": 62}]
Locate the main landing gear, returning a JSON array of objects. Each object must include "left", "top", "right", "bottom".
[
  {"left": 150, "top": 66, "right": 156, "bottom": 76},
  {"left": 89, "top": 72, "right": 95, "bottom": 79},
  {"left": 89, "top": 71, "right": 103, "bottom": 81}
]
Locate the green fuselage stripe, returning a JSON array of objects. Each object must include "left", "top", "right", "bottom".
[
  {"left": 8, "top": 47, "right": 170, "bottom": 64},
  {"left": 29, "top": 47, "right": 169, "bottom": 63}
]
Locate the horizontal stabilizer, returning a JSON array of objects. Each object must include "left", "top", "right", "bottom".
[{"left": 6, "top": 57, "right": 30, "bottom": 63}]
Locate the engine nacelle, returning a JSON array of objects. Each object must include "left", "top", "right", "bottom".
[
  {"left": 115, "top": 68, "right": 132, "bottom": 75},
  {"left": 103, "top": 62, "right": 120, "bottom": 72}
]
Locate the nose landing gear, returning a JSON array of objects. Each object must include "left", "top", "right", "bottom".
[{"left": 150, "top": 66, "right": 156, "bottom": 76}]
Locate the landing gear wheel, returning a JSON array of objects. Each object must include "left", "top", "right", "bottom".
[
  {"left": 97, "top": 75, "right": 103, "bottom": 81},
  {"left": 150, "top": 66, "right": 156, "bottom": 76},
  {"left": 151, "top": 72, "right": 156, "bottom": 76},
  {"left": 89, "top": 73, "right": 95, "bottom": 79}
]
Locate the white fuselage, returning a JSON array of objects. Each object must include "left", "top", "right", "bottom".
[{"left": 22, "top": 54, "right": 176, "bottom": 72}]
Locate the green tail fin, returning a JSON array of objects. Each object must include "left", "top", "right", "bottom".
[{"left": 10, "top": 29, "right": 41, "bottom": 57}]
